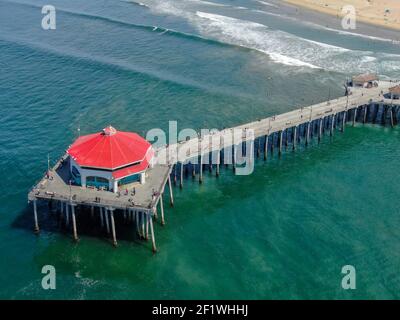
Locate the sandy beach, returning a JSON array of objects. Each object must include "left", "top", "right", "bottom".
[{"left": 283, "top": 0, "right": 400, "bottom": 31}]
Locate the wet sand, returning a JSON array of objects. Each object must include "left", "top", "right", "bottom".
[{"left": 261, "top": 0, "right": 400, "bottom": 42}]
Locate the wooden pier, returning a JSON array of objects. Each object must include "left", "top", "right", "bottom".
[{"left": 28, "top": 78, "right": 400, "bottom": 252}]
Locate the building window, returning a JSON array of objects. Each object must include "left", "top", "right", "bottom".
[
  {"left": 119, "top": 174, "right": 140, "bottom": 186},
  {"left": 71, "top": 166, "right": 80, "bottom": 178},
  {"left": 86, "top": 176, "right": 109, "bottom": 190},
  {"left": 71, "top": 166, "right": 81, "bottom": 186}
]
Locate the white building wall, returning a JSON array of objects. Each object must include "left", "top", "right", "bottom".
[
  {"left": 70, "top": 157, "right": 114, "bottom": 190},
  {"left": 140, "top": 172, "right": 146, "bottom": 184},
  {"left": 69, "top": 154, "right": 151, "bottom": 193}
]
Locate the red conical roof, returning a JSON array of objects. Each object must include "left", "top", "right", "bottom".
[{"left": 67, "top": 126, "right": 152, "bottom": 170}]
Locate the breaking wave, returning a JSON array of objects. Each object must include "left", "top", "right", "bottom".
[
  {"left": 8, "top": 0, "right": 400, "bottom": 74},
  {"left": 137, "top": 0, "right": 400, "bottom": 74}
]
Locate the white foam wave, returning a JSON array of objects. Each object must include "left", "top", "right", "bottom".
[
  {"left": 126, "top": 0, "right": 150, "bottom": 8},
  {"left": 195, "top": 11, "right": 338, "bottom": 68},
  {"left": 193, "top": 0, "right": 229, "bottom": 7},
  {"left": 268, "top": 53, "right": 320, "bottom": 68},
  {"left": 256, "top": 1, "right": 278, "bottom": 8},
  {"left": 361, "top": 56, "right": 377, "bottom": 63},
  {"left": 139, "top": 0, "right": 400, "bottom": 74}
]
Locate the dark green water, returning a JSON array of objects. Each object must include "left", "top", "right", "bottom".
[{"left": 0, "top": 0, "right": 399, "bottom": 299}]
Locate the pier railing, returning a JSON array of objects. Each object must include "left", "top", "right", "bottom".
[{"left": 154, "top": 80, "right": 394, "bottom": 166}]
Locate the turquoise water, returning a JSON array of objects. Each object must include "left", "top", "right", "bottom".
[{"left": 0, "top": 0, "right": 400, "bottom": 299}]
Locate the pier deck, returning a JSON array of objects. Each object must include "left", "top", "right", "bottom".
[
  {"left": 156, "top": 80, "right": 396, "bottom": 164},
  {"left": 28, "top": 156, "right": 171, "bottom": 211}
]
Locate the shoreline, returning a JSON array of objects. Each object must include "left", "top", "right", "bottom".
[
  {"left": 282, "top": 0, "right": 400, "bottom": 32},
  {"left": 263, "top": 0, "right": 400, "bottom": 42}
]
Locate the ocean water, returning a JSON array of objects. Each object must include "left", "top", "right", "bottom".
[{"left": 0, "top": 0, "right": 400, "bottom": 299}]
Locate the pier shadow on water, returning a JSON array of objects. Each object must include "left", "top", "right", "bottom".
[{"left": 11, "top": 202, "right": 149, "bottom": 246}]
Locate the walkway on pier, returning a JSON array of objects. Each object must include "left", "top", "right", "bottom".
[{"left": 156, "top": 80, "right": 395, "bottom": 166}]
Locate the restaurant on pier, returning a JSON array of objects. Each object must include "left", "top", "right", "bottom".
[{"left": 67, "top": 126, "right": 154, "bottom": 193}]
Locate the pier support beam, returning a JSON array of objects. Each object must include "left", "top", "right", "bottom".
[
  {"left": 123, "top": 208, "right": 127, "bottom": 223},
  {"left": 173, "top": 165, "right": 177, "bottom": 186},
  {"left": 105, "top": 208, "right": 110, "bottom": 234},
  {"left": 168, "top": 175, "right": 174, "bottom": 207},
  {"left": 383, "top": 105, "right": 387, "bottom": 126},
  {"left": 160, "top": 193, "right": 165, "bottom": 226},
  {"left": 341, "top": 112, "right": 346, "bottom": 132},
  {"left": 149, "top": 213, "right": 157, "bottom": 253},
  {"left": 353, "top": 108, "right": 357, "bottom": 126},
  {"left": 216, "top": 149, "right": 220, "bottom": 177},
  {"left": 306, "top": 122, "right": 311, "bottom": 145},
  {"left": 363, "top": 105, "right": 368, "bottom": 123},
  {"left": 33, "top": 200, "right": 39, "bottom": 233},
  {"left": 373, "top": 104, "right": 379, "bottom": 124},
  {"left": 293, "top": 127, "right": 297, "bottom": 150},
  {"left": 71, "top": 204, "right": 78, "bottom": 242},
  {"left": 330, "top": 114, "right": 335, "bottom": 136},
  {"left": 65, "top": 203, "right": 70, "bottom": 227},
  {"left": 180, "top": 162, "right": 183, "bottom": 189},
  {"left": 199, "top": 154, "right": 203, "bottom": 183},
  {"left": 135, "top": 211, "right": 140, "bottom": 236},
  {"left": 153, "top": 206, "right": 158, "bottom": 220},
  {"left": 390, "top": 107, "right": 395, "bottom": 128},
  {"left": 141, "top": 212, "right": 145, "bottom": 240},
  {"left": 99, "top": 206, "right": 104, "bottom": 228},
  {"left": 145, "top": 213, "right": 149, "bottom": 240},
  {"left": 279, "top": 130, "right": 283, "bottom": 156},
  {"left": 264, "top": 135, "right": 269, "bottom": 160},
  {"left": 318, "top": 118, "right": 323, "bottom": 142},
  {"left": 109, "top": 208, "right": 117, "bottom": 247},
  {"left": 233, "top": 144, "right": 237, "bottom": 173},
  {"left": 284, "top": 131, "right": 288, "bottom": 148}
]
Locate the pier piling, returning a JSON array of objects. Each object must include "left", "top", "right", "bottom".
[
  {"left": 71, "top": 204, "right": 78, "bottom": 242},
  {"left": 363, "top": 105, "right": 368, "bottom": 123},
  {"left": 145, "top": 213, "right": 149, "bottom": 240},
  {"left": 65, "top": 203, "right": 70, "bottom": 227},
  {"left": 110, "top": 209, "right": 117, "bottom": 247},
  {"left": 306, "top": 122, "right": 311, "bottom": 145},
  {"left": 149, "top": 214, "right": 157, "bottom": 253},
  {"left": 293, "top": 126, "right": 297, "bottom": 150},
  {"left": 180, "top": 163, "right": 183, "bottom": 189},
  {"left": 341, "top": 112, "right": 346, "bottom": 132},
  {"left": 318, "top": 118, "right": 323, "bottom": 142},
  {"left": 216, "top": 150, "right": 220, "bottom": 177},
  {"left": 33, "top": 200, "right": 39, "bottom": 233},
  {"left": 135, "top": 211, "right": 140, "bottom": 236},
  {"left": 199, "top": 154, "right": 203, "bottom": 183},
  {"left": 160, "top": 193, "right": 165, "bottom": 226},
  {"left": 168, "top": 175, "right": 174, "bottom": 207},
  {"left": 105, "top": 208, "right": 110, "bottom": 234},
  {"left": 390, "top": 107, "right": 395, "bottom": 128},
  {"left": 353, "top": 108, "right": 358, "bottom": 126},
  {"left": 100, "top": 207, "right": 104, "bottom": 228}
]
